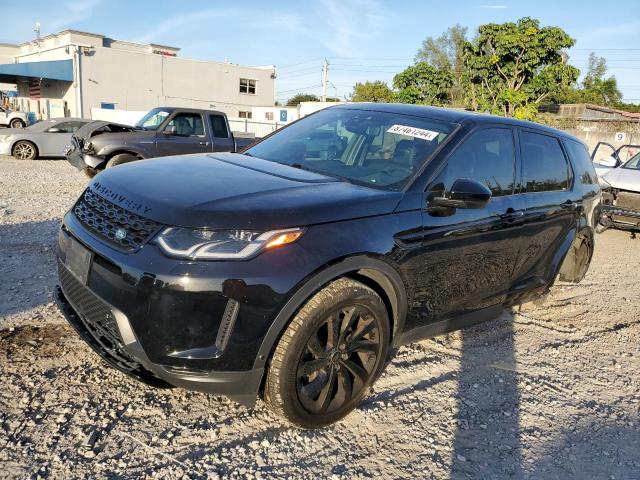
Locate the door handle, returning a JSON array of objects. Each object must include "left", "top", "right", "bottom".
[
  {"left": 499, "top": 208, "right": 525, "bottom": 221},
  {"left": 561, "top": 201, "right": 578, "bottom": 211},
  {"left": 199, "top": 141, "right": 209, "bottom": 146}
]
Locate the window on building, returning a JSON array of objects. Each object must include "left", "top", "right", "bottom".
[
  {"left": 521, "top": 131, "right": 572, "bottom": 192},
  {"left": 239, "top": 78, "right": 256, "bottom": 94},
  {"left": 100, "top": 102, "right": 116, "bottom": 110},
  {"left": 265, "top": 112, "right": 274, "bottom": 121},
  {"left": 238, "top": 111, "right": 252, "bottom": 119},
  {"left": 209, "top": 115, "right": 229, "bottom": 138},
  {"left": 429, "top": 128, "right": 516, "bottom": 197}
]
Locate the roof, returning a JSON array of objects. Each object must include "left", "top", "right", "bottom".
[{"left": 335, "top": 102, "right": 578, "bottom": 141}]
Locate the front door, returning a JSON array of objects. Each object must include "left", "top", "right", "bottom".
[
  {"left": 155, "top": 112, "right": 211, "bottom": 157},
  {"left": 405, "top": 126, "right": 524, "bottom": 332}
]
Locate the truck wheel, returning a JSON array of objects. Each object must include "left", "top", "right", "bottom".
[
  {"left": 264, "top": 278, "right": 390, "bottom": 428},
  {"left": 12, "top": 141, "right": 37, "bottom": 160},
  {"left": 106, "top": 153, "right": 138, "bottom": 169},
  {"left": 9, "top": 118, "right": 25, "bottom": 128}
]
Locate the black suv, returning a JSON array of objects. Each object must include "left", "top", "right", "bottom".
[{"left": 55, "top": 104, "right": 601, "bottom": 428}]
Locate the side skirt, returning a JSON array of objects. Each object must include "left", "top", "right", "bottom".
[{"left": 397, "top": 304, "right": 504, "bottom": 346}]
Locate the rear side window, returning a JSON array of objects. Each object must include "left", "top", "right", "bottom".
[
  {"left": 210, "top": 115, "right": 229, "bottom": 138},
  {"left": 521, "top": 132, "right": 571, "bottom": 192},
  {"left": 430, "top": 127, "right": 516, "bottom": 197},
  {"left": 563, "top": 139, "right": 598, "bottom": 185}
]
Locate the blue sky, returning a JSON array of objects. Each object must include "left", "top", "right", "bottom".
[{"left": 2, "top": 0, "right": 639, "bottom": 103}]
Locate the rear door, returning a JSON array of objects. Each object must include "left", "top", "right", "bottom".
[
  {"left": 408, "top": 126, "right": 525, "bottom": 329},
  {"left": 155, "top": 112, "right": 210, "bottom": 156},
  {"left": 513, "top": 130, "right": 579, "bottom": 286}
]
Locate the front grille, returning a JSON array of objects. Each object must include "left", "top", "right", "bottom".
[
  {"left": 58, "top": 261, "right": 141, "bottom": 370},
  {"left": 73, "top": 188, "right": 162, "bottom": 251}
]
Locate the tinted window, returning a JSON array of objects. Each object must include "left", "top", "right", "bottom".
[
  {"left": 521, "top": 132, "right": 571, "bottom": 192},
  {"left": 563, "top": 139, "right": 597, "bottom": 185},
  {"left": 166, "top": 113, "right": 204, "bottom": 136},
  {"left": 429, "top": 128, "right": 515, "bottom": 197},
  {"left": 246, "top": 108, "right": 454, "bottom": 190},
  {"left": 210, "top": 115, "right": 229, "bottom": 138}
]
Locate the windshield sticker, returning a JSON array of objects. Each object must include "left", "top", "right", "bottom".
[{"left": 387, "top": 124, "right": 440, "bottom": 141}]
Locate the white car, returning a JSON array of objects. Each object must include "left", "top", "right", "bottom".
[
  {"left": 0, "top": 106, "right": 28, "bottom": 128},
  {"left": 592, "top": 142, "right": 640, "bottom": 234}
]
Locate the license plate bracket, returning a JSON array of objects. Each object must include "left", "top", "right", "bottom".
[{"left": 65, "top": 236, "right": 93, "bottom": 285}]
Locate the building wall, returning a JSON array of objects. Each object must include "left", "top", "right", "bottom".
[{"left": 78, "top": 47, "right": 275, "bottom": 117}]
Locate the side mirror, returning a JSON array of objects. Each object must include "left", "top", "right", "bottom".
[
  {"left": 431, "top": 178, "right": 492, "bottom": 209},
  {"left": 163, "top": 125, "right": 177, "bottom": 135}
]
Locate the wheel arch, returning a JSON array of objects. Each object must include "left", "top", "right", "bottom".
[
  {"left": 105, "top": 149, "right": 145, "bottom": 161},
  {"left": 252, "top": 255, "right": 408, "bottom": 375}
]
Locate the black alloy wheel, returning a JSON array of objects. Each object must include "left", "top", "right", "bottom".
[
  {"left": 264, "top": 278, "right": 389, "bottom": 428},
  {"left": 296, "top": 305, "right": 381, "bottom": 415}
]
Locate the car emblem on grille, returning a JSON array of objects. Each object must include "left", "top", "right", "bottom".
[{"left": 115, "top": 228, "right": 127, "bottom": 240}]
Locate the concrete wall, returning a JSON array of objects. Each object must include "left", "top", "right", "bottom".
[{"left": 543, "top": 118, "right": 640, "bottom": 153}]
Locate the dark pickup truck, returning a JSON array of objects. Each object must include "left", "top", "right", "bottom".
[{"left": 65, "top": 107, "right": 258, "bottom": 177}]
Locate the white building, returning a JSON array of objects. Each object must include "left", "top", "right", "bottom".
[{"left": 0, "top": 30, "right": 276, "bottom": 120}]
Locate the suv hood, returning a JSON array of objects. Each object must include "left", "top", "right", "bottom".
[{"left": 86, "top": 153, "right": 403, "bottom": 229}]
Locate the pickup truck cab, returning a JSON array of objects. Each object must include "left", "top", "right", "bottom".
[{"left": 65, "top": 107, "right": 257, "bottom": 177}]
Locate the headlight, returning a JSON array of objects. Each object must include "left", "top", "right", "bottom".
[{"left": 154, "top": 227, "right": 304, "bottom": 260}]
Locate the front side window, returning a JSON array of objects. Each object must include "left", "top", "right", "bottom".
[
  {"left": 521, "top": 131, "right": 571, "bottom": 192},
  {"left": 428, "top": 128, "right": 515, "bottom": 197},
  {"left": 240, "top": 78, "right": 256, "bottom": 94},
  {"left": 245, "top": 107, "right": 455, "bottom": 190},
  {"left": 165, "top": 113, "right": 204, "bottom": 136},
  {"left": 135, "top": 108, "right": 171, "bottom": 131}
]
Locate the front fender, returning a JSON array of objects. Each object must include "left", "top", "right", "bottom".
[
  {"left": 251, "top": 255, "right": 408, "bottom": 373},
  {"left": 96, "top": 144, "right": 151, "bottom": 159}
]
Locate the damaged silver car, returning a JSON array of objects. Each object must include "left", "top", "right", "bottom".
[{"left": 592, "top": 142, "right": 640, "bottom": 234}]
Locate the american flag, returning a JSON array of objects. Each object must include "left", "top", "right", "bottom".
[{"left": 29, "top": 78, "right": 41, "bottom": 99}]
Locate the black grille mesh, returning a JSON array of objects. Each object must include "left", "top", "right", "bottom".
[
  {"left": 58, "top": 261, "right": 141, "bottom": 370},
  {"left": 73, "top": 189, "right": 161, "bottom": 251}
]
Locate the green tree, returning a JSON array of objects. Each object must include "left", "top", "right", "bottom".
[
  {"left": 350, "top": 80, "right": 394, "bottom": 102},
  {"left": 415, "top": 24, "right": 468, "bottom": 105},
  {"left": 286, "top": 93, "right": 320, "bottom": 106},
  {"left": 554, "top": 53, "right": 623, "bottom": 107},
  {"left": 393, "top": 62, "right": 453, "bottom": 105},
  {"left": 463, "top": 17, "right": 579, "bottom": 119}
]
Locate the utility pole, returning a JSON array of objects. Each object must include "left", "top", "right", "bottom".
[{"left": 321, "top": 58, "right": 329, "bottom": 102}]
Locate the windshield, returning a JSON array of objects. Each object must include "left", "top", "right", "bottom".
[
  {"left": 245, "top": 108, "right": 455, "bottom": 190},
  {"left": 623, "top": 151, "right": 640, "bottom": 170},
  {"left": 135, "top": 108, "right": 172, "bottom": 130}
]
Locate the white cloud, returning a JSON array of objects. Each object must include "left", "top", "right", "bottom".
[
  {"left": 480, "top": 4, "right": 508, "bottom": 8},
  {"left": 47, "top": 0, "right": 103, "bottom": 33}
]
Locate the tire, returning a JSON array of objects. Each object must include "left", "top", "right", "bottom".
[
  {"left": 264, "top": 277, "right": 390, "bottom": 428},
  {"left": 106, "top": 153, "right": 138, "bottom": 169},
  {"left": 559, "top": 235, "right": 593, "bottom": 283},
  {"left": 12, "top": 140, "right": 37, "bottom": 160},
  {"left": 9, "top": 118, "right": 25, "bottom": 128}
]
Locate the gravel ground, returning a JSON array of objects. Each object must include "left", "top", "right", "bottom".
[{"left": 1, "top": 157, "right": 639, "bottom": 479}]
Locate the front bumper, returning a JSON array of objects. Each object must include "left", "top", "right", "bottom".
[
  {"left": 55, "top": 263, "right": 264, "bottom": 407},
  {"left": 65, "top": 140, "right": 104, "bottom": 171}
]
